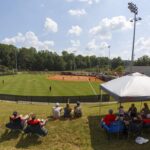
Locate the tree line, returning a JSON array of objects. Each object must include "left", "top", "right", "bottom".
[{"left": 0, "top": 43, "right": 149, "bottom": 71}]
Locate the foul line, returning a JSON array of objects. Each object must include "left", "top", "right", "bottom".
[{"left": 88, "top": 80, "right": 97, "bottom": 95}]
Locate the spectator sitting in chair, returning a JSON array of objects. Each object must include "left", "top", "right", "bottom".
[
  {"left": 128, "top": 104, "right": 137, "bottom": 118},
  {"left": 24, "top": 114, "right": 48, "bottom": 136},
  {"left": 141, "top": 103, "right": 150, "bottom": 119},
  {"left": 52, "top": 103, "right": 62, "bottom": 119},
  {"left": 6, "top": 111, "right": 29, "bottom": 130},
  {"left": 129, "top": 113, "right": 143, "bottom": 137},
  {"left": 102, "top": 109, "right": 116, "bottom": 126},
  {"left": 74, "top": 101, "right": 82, "bottom": 118},
  {"left": 27, "top": 114, "right": 47, "bottom": 127},
  {"left": 64, "top": 103, "right": 72, "bottom": 118}
]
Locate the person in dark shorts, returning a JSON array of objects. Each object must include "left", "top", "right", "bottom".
[{"left": 49, "top": 86, "right": 52, "bottom": 92}]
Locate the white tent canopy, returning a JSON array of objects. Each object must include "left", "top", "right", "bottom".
[{"left": 100, "top": 72, "right": 150, "bottom": 102}]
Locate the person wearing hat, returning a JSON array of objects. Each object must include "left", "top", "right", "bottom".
[
  {"left": 102, "top": 109, "right": 116, "bottom": 126},
  {"left": 52, "top": 102, "right": 62, "bottom": 119},
  {"left": 74, "top": 101, "right": 82, "bottom": 118}
]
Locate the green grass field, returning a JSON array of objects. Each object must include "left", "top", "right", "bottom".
[
  {"left": 0, "top": 101, "right": 150, "bottom": 150},
  {"left": 0, "top": 73, "right": 102, "bottom": 96}
]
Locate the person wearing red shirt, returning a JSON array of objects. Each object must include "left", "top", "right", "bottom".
[
  {"left": 27, "top": 114, "right": 47, "bottom": 127},
  {"left": 102, "top": 109, "right": 116, "bottom": 126},
  {"left": 25, "top": 114, "right": 48, "bottom": 136}
]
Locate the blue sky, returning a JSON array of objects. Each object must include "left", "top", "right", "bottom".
[{"left": 0, "top": 0, "right": 150, "bottom": 60}]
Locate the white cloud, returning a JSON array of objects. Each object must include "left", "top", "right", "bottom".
[
  {"left": 145, "top": 15, "right": 150, "bottom": 26},
  {"left": 85, "top": 39, "right": 111, "bottom": 56},
  {"left": 70, "top": 40, "right": 80, "bottom": 47},
  {"left": 89, "top": 16, "right": 132, "bottom": 40},
  {"left": 79, "top": 0, "right": 99, "bottom": 5},
  {"left": 65, "top": 0, "right": 100, "bottom": 5},
  {"left": 135, "top": 37, "right": 150, "bottom": 57},
  {"left": 68, "top": 25, "right": 82, "bottom": 36},
  {"left": 65, "top": 47, "right": 78, "bottom": 53},
  {"left": 44, "top": 17, "right": 58, "bottom": 33},
  {"left": 86, "top": 39, "right": 109, "bottom": 51},
  {"left": 68, "top": 9, "right": 87, "bottom": 17},
  {"left": 87, "top": 39, "right": 98, "bottom": 50},
  {"left": 65, "top": 40, "right": 80, "bottom": 54},
  {"left": 2, "top": 31, "right": 55, "bottom": 50}
]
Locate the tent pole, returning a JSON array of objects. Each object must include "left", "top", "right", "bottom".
[
  {"left": 140, "top": 100, "right": 142, "bottom": 112},
  {"left": 119, "top": 101, "right": 121, "bottom": 107},
  {"left": 118, "top": 101, "right": 121, "bottom": 114}
]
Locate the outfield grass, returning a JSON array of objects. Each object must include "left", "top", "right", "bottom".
[
  {"left": 0, "top": 74, "right": 102, "bottom": 96},
  {"left": 0, "top": 101, "right": 150, "bottom": 150}
]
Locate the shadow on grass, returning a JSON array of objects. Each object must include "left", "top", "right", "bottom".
[
  {"left": 15, "top": 134, "right": 42, "bottom": 148},
  {"left": 88, "top": 115, "right": 107, "bottom": 150},
  {"left": 88, "top": 116, "right": 150, "bottom": 150},
  {"left": 0, "top": 129, "right": 21, "bottom": 143},
  {"left": 88, "top": 116, "right": 132, "bottom": 150}
]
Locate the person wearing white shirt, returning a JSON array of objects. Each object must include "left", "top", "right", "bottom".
[{"left": 52, "top": 103, "right": 62, "bottom": 119}]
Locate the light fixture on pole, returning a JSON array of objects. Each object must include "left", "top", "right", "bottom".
[{"left": 128, "top": 2, "right": 142, "bottom": 73}]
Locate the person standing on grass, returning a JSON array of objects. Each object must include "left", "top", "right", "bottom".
[
  {"left": 2, "top": 80, "right": 4, "bottom": 85},
  {"left": 49, "top": 85, "right": 52, "bottom": 92}
]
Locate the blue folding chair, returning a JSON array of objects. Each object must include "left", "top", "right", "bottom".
[{"left": 100, "top": 120, "right": 125, "bottom": 139}]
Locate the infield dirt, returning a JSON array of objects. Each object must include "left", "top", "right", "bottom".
[{"left": 47, "top": 75, "right": 101, "bottom": 82}]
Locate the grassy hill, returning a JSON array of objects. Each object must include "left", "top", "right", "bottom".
[
  {"left": 0, "top": 101, "right": 150, "bottom": 150},
  {"left": 0, "top": 74, "right": 101, "bottom": 96}
]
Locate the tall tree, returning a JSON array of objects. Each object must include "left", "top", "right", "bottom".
[
  {"left": 0, "top": 44, "right": 18, "bottom": 69},
  {"left": 18, "top": 47, "right": 37, "bottom": 70},
  {"left": 111, "top": 57, "right": 123, "bottom": 69},
  {"left": 135, "top": 55, "right": 150, "bottom": 66}
]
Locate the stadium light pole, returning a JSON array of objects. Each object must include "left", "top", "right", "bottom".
[
  {"left": 108, "top": 45, "right": 111, "bottom": 70},
  {"left": 128, "top": 2, "right": 142, "bottom": 73}
]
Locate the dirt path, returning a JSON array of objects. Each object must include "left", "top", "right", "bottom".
[{"left": 47, "top": 75, "right": 101, "bottom": 82}]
